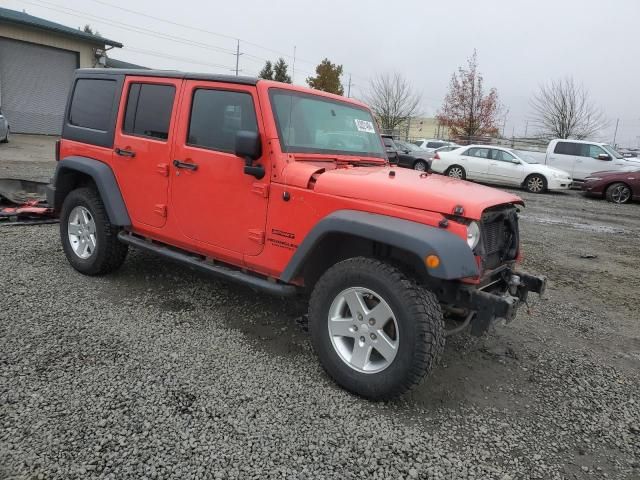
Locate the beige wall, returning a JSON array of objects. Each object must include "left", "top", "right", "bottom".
[{"left": 0, "top": 23, "right": 105, "bottom": 67}]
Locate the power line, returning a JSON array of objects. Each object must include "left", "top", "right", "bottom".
[{"left": 121, "top": 47, "right": 235, "bottom": 72}]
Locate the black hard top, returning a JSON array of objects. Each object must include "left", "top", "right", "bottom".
[{"left": 76, "top": 68, "right": 258, "bottom": 86}]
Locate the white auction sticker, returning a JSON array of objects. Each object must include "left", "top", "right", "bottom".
[{"left": 354, "top": 119, "right": 375, "bottom": 133}]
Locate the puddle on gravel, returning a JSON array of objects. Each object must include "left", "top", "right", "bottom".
[{"left": 519, "top": 214, "right": 633, "bottom": 235}]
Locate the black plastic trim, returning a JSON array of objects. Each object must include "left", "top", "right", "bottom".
[
  {"left": 118, "top": 232, "right": 298, "bottom": 296},
  {"left": 74, "top": 68, "right": 258, "bottom": 85},
  {"left": 50, "top": 156, "right": 131, "bottom": 226},
  {"left": 280, "top": 210, "right": 479, "bottom": 282}
]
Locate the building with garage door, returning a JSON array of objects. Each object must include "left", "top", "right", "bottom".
[{"left": 0, "top": 7, "right": 122, "bottom": 135}]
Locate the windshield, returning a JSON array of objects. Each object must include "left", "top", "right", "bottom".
[
  {"left": 270, "top": 89, "right": 385, "bottom": 159},
  {"left": 601, "top": 144, "right": 624, "bottom": 159}
]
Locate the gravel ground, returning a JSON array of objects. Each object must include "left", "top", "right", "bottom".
[{"left": 1, "top": 135, "right": 639, "bottom": 479}]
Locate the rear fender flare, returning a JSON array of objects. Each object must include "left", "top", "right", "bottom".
[
  {"left": 280, "top": 210, "right": 478, "bottom": 282},
  {"left": 48, "top": 156, "right": 130, "bottom": 226}
]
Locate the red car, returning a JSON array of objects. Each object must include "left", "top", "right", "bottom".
[
  {"left": 582, "top": 168, "right": 640, "bottom": 204},
  {"left": 47, "top": 69, "right": 545, "bottom": 399}
]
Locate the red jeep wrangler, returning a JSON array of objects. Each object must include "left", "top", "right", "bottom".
[{"left": 48, "top": 69, "right": 545, "bottom": 400}]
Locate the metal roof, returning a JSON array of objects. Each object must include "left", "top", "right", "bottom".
[
  {"left": 76, "top": 68, "right": 259, "bottom": 85},
  {"left": 0, "top": 7, "right": 122, "bottom": 48}
]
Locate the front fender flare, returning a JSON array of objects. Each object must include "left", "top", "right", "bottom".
[
  {"left": 280, "top": 210, "right": 478, "bottom": 282},
  {"left": 48, "top": 156, "right": 130, "bottom": 226}
]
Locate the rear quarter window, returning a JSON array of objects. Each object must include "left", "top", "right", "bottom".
[{"left": 69, "top": 79, "right": 117, "bottom": 131}]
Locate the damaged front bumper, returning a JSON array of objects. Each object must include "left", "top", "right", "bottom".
[{"left": 442, "top": 269, "right": 547, "bottom": 336}]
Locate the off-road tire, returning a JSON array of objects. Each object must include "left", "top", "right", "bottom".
[
  {"left": 413, "top": 160, "right": 429, "bottom": 172},
  {"left": 605, "top": 182, "right": 632, "bottom": 204},
  {"left": 524, "top": 174, "right": 547, "bottom": 193},
  {"left": 445, "top": 165, "right": 466, "bottom": 180},
  {"left": 60, "top": 187, "right": 128, "bottom": 275},
  {"left": 309, "top": 257, "right": 444, "bottom": 400}
]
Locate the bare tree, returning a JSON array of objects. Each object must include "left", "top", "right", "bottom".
[
  {"left": 364, "top": 73, "right": 421, "bottom": 134},
  {"left": 530, "top": 77, "right": 607, "bottom": 140}
]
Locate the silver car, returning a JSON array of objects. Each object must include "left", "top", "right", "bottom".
[{"left": 0, "top": 108, "right": 9, "bottom": 143}]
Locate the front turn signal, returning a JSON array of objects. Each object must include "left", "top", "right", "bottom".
[{"left": 425, "top": 255, "right": 440, "bottom": 269}]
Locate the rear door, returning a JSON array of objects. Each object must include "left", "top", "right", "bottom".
[
  {"left": 547, "top": 141, "right": 578, "bottom": 177},
  {"left": 112, "top": 77, "right": 181, "bottom": 228},
  {"left": 462, "top": 147, "right": 490, "bottom": 180},
  {"left": 170, "top": 81, "right": 269, "bottom": 258},
  {"left": 487, "top": 149, "right": 523, "bottom": 185}
]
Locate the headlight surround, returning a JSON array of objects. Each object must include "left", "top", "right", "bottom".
[{"left": 466, "top": 221, "right": 481, "bottom": 250}]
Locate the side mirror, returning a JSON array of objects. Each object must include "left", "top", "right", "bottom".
[
  {"left": 596, "top": 153, "right": 611, "bottom": 161},
  {"left": 235, "top": 130, "right": 264, "bottom": 179}
]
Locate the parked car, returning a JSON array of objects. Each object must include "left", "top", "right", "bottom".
[
  {"left": 413, "top": 138, "right": 455, "bottom": 152},
  {"left": 544, "top": 139, "right": 640, "bottom": 183},
  {"left": 392, "top": 139, "right": 433, "bottom": 171},
  {"left": 582, "top": 168, "right": 640, "bottom": 204},
  {"left": 0, "top": 107, "right": 9, "bottom": 143},
  {"left": 47, "top": 68, "right": 545, "bottom": 400},
  {"left": 432, "top": 145, "right": 572, "bottom": 193}
]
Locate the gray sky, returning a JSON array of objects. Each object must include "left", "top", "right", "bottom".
[{"left": 8, "top": 0, "right": 640, "bottom": 145}]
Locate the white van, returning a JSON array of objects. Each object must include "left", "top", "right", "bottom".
[{"left": 545, "top": 139, "right": 640, "bottom": 182}]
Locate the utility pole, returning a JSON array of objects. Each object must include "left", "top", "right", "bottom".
[
  {"left": 292, "top": 46, "right": 296, "bottom": 84},
  {"left": 524, "top": 120, "right": 529, "bottom": 137},
  {"left": 347, "top": 74, "right": 353, "bottom": 98},
  {"left": 612, "top": 118, "right": 620, "bottom": 146},
  {"left": 234, "top": 39, "right": 241, "bottom": 76}
]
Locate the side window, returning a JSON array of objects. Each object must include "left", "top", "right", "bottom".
[
  {"left": 492, "top": 149, "right": 516, "bottom": 162},
  {"left": 69, "top": 79, "right": 117, "bottom": 131},
  {"left": 585, "top": 144, "right": 606, "bottom": 158},
  {"left": 123, "top": 83, "right": 175, "bottom": 140},
  {"left": 383, "top": 138, "right": 395, "bottom": 148},
  {"left": 554, "top": 141, "right": 581, "bottom": 156},
  {"left": 188, "top": 89, "right": 258, "bottom": 152},
  {"left": 468, "top": 148, "right": 489, "bottom": 159}
]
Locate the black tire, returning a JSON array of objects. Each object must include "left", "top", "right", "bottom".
[
  {"left": 524, "top": 174, "right": 547, "bottom": 193},
  {"left": 605, "top": 182, "right": 632, "bottom": 204},
  {"left": 413, "top": 159, "right": 429, "bottom": 172},
  {"left": 445, "top": 165, "right": 466, "bottom": 180},
  {"left": 1, "top": 128, "right": 8, "bottom": 143},
  {"left": 60, "top": 187, "right": 128, "bottom": 275},
  {"left": 309, "top": 257, "right": 444, "bottom": 400}
]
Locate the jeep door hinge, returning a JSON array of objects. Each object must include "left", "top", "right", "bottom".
[
  {"left": 248, "top": 229, "right": 265, "bottom": 245},
  {"left": 154, "top": 204, "right": 168, "bottom": 217},
  {"left": 156, "top": 163, "right": 170, "bottom": 177},
  {"left": 251, "top": 183, "right": 270, "bottom": 198}
]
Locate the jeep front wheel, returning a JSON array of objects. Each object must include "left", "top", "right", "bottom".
[
  {"left": 309, "top": 257, "right": 444, "bottom": 400},
  {"left": 60, "top": 187, "right": 128, "bottom": 275}
]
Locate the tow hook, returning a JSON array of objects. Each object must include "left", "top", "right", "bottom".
[{"left": 508, "top": 274, "right": 521, "bottom": 296}]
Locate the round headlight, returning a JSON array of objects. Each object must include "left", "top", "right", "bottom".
[{"left": 466, "top": 221, "right": 481, "bottom": 249}]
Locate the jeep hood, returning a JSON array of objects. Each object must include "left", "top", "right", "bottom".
[{"left": 311, "top": 166, "right": 523, "bottom": 220}]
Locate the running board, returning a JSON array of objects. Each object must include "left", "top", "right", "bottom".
[{"left": 118, "top": 232, "right": 298, "bottom": 297}]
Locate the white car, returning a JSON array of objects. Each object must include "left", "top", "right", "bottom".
[
  {"left": 413, "top": 139, "right": 455, "bottom": 152},
  {"left": 432, "top": 145, "right": 572, "bottom": 193}
]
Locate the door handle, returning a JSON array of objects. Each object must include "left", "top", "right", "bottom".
[
  {"left": 115, "top": 147, "right": 136, "bottom": 157},
  {"left": 173, "top": 159, "right": 198, "bottom": 171}
]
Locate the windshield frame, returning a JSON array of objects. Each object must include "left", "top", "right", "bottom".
[{"left": 268, "top": 87, "right": 385, "bottom": 159}]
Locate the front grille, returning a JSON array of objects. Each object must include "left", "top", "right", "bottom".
[{"left": 480, "top": 206, "right": 519, "bottom": 269}]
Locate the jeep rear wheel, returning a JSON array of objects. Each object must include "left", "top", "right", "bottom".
[
  {"left": 60, "top": 187, "right": 128, "bottom": 275},
  {"left": 309, "top": 257, "right": 444, "bottom": 400}
]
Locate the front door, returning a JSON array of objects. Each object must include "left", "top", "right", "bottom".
[
  {"left": 171, "top": 81, "right": 269, "bottom": 257},
  {"left": 487, "top": 149, "right": 523, "bottom": 186},
  {"left": 574, "top": 143, "right": 607, "bottom": 180},
  {"left": 113, "top": 77, "right": 182, "bottom": 228}
]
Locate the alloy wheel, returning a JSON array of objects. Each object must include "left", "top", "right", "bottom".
[
  {"left": 448, "top": 167, "right": 463, "bottom": 179},
  {"left": 67, "top": 206, "right": 97, "bottom": 259},
  {"left": 414, "top": 161, "right": 427, "bottom": 172},
  {"left": 611, "top": 184, "right": 631, "bottom": 204},
  {"left": 327, "top": 287, "right": 399, "bottom": 374},
  {"left": 527, "top": 176, "right": 544, "bottom": 193}
]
